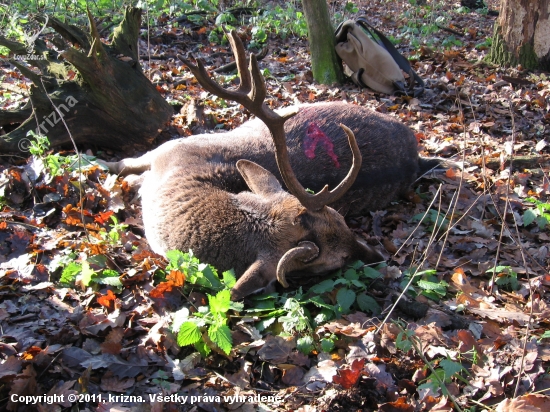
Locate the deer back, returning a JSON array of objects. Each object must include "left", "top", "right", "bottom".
[{"left": 147, "top": 101, "right": 419, "bottom": 217}]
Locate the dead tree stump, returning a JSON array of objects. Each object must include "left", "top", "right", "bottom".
[{"left": 0, "top": 7, "right": 173, "bottom": 153}]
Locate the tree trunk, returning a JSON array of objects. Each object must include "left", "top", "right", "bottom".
[
  {"left": 301, "top": 0, "right": 343, "bottom": 85},
  {"left": 0, "top": 7, "right": 173, "bottom": 153},
  {"left": 488, "top": 0, "right": 550, "bottom": 70}
]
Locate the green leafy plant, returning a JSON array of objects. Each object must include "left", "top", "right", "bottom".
[
  {"left": 395, "top": 322, "right": 469, "bottom": 403},
  {"left": 172, "top": 289, "right": 236, "bottom": 356},
  {"left": 249, "top": 4, "right": 308, "bottom": 45},
  {"left": 309, "top": 261, "right": 382, "bottom": 316},
  {"left": 400, "top": 268, "right": 449, "bottom": 301},
  {"left": 99, "top": 215, "right": 128, "bottom": 246},
  {"left": 165, "top": 249, "right": 236, "bottom": 292},
  {"left": 486, "top": 265, "right": 519, "bottom": 291},
  {"left": 412, "top": 209, "right": 449, "bottom": 232},
  {"left": 523, "top": 197, "right": 550, "bottom": 230},
  {"left": 167, "top": 250, "right": 242, "bottom": 356},
  {"left": 475, "top": 37, "right": 492, "bottom": 49},
  {"left": 441, "top": 35, "right": 463, "bottom": 49},
  {"left": 27, "top": 130, "right": 107, "bottom": 177},
  {"left": 60, "top": 258, "right": 123, "bottom": 289}
]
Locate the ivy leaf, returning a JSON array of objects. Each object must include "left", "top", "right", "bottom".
[
  {"left": 356, "top": 293, "right": 380, "bottom": 314},
  {"left": 208, "top": 324, "right": 232, "bottom": 355},
  {"left": 336, "top": 288, "right": 356, "bottom": 312},
  {"left": 177, "top": 322, "right": 202, "bottom": 347},
  {"left": 297, "top": 335, "right": 315, "bottom": 355}
]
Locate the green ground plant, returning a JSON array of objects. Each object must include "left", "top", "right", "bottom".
[
  {"left": 166, "top": 251, "right": 384, "bottom": 357},
  {"left": 400, "top": 268, "right": 449, "bottom": 301}
]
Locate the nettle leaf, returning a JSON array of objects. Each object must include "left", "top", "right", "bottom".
[
  {"left": 363, "top": 266, "right": 382, "bottom": 279},
  {"left": 208, "top": 289, "right": 231, "bottom": 316},
  {"left": 297, "top": 335, "right": 315, "bottom": 355},
  {"left": 222, "top": 269, "right": 236, "bottom": 288},
  {"left": 165, "top": 250, "right": 187, "bottom": 270},
  {"left": 200, "top": 265, "right": 222, "bottom": 290},
  {"left": 194, "top": 340, "right": 211, "bottom": 358},
  {"left": 351, "top": 260, "right": 364, "bottom": 270},
  {"left": 336, "top": 288, "right": 356, "bottom": 311},
  {"left": 314, "top": 308, "right": 335, "bottom": 324},
  {"left": 344, "top": 268, "right": 359, "bottom": 281},
  {"left": 177, "top": 322, "right": 202, "bottom": 347},
  {"left": 309, "top": 279, "right": 335, "bottom": 294},
  {"left": 357, "top": 293, "right": 380, "bottom": 314},
  {"left": 208, "top": 324, "right": 232, "bottom": 355},
  {"left": 307, "top": 295, "right": 333, "bottom": 310},
  {"left": 350, "top": 279, "right": 367, "bottom": 289},
  {"left": 60, "top": 262, "right": 81, "bottom": 284},
  {"left": 417, "top": 280, "right": 447, "bottom": 296},
  {"left": 172, "top": 308, "right": 190, "bottom": 333},
  {"left": 334, "top": 278, "right": 349, "bottom": 286},
  {"left": 230, "top": 301, "right": 244, "bottom": 312}
]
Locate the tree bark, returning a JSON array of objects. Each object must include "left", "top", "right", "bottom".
[
  {"left": 301, "top": 0, "right": 343, "bottom": 85},
  {"left": 0, "top": 7, "right": 173, "bottom": 153},
  {"left": 488, "top": 0, "right": 550, "bottom": 70}
]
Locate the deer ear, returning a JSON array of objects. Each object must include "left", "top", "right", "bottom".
[{"left": 236, "top": 159, "right": 284, "bottom": 196}]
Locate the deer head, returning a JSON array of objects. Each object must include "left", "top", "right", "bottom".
[{"left": 179, "top": 31, "right": 383, "bottom": 299}]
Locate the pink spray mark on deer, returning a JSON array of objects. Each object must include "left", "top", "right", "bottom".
[{"left": 303, "top": 122, "right": 340, "bottom": 168}]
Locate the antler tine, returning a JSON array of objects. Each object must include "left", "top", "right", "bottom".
[
  {"left": 224, "top": 28, "right": 252, "bottom": 96},
  {"left": 180, "top": 31, "right": 362, "bottom": 211}
]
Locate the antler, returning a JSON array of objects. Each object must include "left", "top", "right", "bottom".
[{"left": 178, "top": 30, "right": 362, "bottom": 211}]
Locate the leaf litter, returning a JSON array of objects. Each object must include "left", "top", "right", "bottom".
[{"left": 1, "top": 0, "right": 550, "bottom": 410}]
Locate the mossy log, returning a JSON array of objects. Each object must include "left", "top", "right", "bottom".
[{"left": 0, "top": 7, "right": 173, "bottom": 153}]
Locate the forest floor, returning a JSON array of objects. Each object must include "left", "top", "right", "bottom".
[{"left": 1, "top": 0, "right": 550, "bottom": 411}]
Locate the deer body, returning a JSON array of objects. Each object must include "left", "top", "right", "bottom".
[
  {"left": 106, "top": 32, "right": 428, "bottom": 300},
  {"left": 110, "top": 102, "right": 422, "bottom": 299}
]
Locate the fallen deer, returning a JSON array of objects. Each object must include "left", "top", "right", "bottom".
[{"left": 103, "top": 31, "right": 438, "bottom": 300}]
